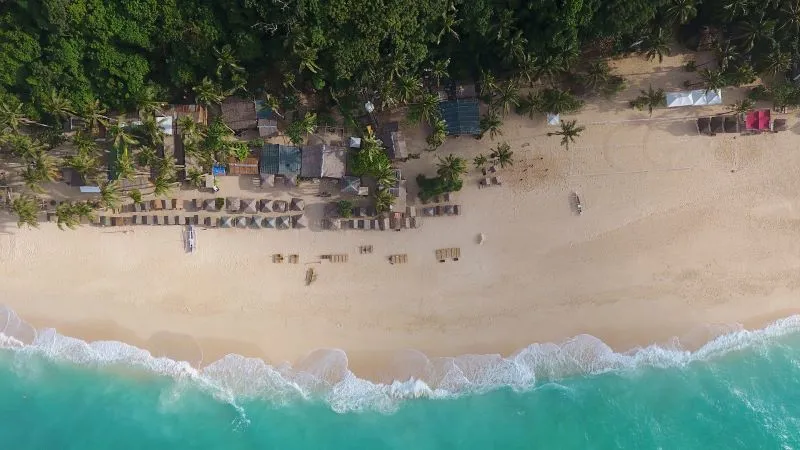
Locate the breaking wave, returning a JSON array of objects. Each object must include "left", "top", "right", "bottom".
[{"left": 1, "top": 305, "right": 799, "bottom": 413}]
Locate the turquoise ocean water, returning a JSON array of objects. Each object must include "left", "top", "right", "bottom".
[{"left": 2, "top": 315, "right": 800, "bottom": 449}]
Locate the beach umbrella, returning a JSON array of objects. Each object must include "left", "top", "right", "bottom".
[
  {"left": 241, "top": 198, "right": 257, "bottom": 214},
  {"left": 259, "top": 199, "right": 271, "bottom": 213},
  {"left": 277, "top": 216, "right": 291, "bottom": 229},
  {"left": 290, "top": 198, "right": 305, "bottom": 211},
  {"left": 327, "top": 218, "right": 341, "bottom": 230},
  {"left": 293, "top": 215, "right": 308, "bottom": 228},
  {"left": 265, "top": 217, "right": 276, "bottom": 229},
  {"left": 204, "top": 199, "right": 217, "bottom": 212},
  {"left": 250, "top": 216, "right": 264, "bottom": 229},
  {"left": 262, "top": 174, "right": 275, "bottom": 187},
  {"left": 272, "top": 200, "right": 287, "bottom": 212},
  {"left": 235, "top": 216, "right": 247, "bottom": 228},
  {"left": 219, "top": 216, "right": 232, "bottom": 228},
  {"left": 226, "top": 197, "right": 241, "bottom": 213}
]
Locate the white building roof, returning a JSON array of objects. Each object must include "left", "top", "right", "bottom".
[{"left": 666, "top": 89, "right": 722, "bottom": 108}]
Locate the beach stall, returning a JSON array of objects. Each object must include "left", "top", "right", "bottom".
[{"left": 666, "top": 89, "right": 722, "bottom": 108}]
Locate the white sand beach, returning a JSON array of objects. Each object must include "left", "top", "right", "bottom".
[{"left": 2, "top": 53, "right": 800, "bottom": 381}]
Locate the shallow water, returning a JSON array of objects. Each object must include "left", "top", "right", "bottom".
[{"left": 2, "top": 313, "right": 800, "bottom": 449}]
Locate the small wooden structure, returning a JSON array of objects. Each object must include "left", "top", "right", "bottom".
[
  {"left": 287, "top": 254, "right": 299, "bottom": 264},
  {"left": 435, "top": 248, "right": 461, "bottom": 262},
  {"left": 322, "top": 254, "right": 349, "bottom": 263},
  {"left": 359, "top": 245, "right": 373, "bottom": 254},
  {"left": 272, "top": 254, "right": 284, "bottom": 263}
]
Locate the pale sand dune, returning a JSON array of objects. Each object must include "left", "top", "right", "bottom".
[{"left": 1, "top": 52, "right": 800, "bottom": 381}]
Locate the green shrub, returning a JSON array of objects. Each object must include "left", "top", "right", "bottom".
[
  {"left": 337, "top": 200, "right": 353, "bottom": 218},
  {"left": 416, "top": 174, "right": 463, "bottom": 202}
]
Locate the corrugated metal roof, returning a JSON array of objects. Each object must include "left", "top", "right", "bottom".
[
  {"left": 260, "top": 145, "right": 279, "bottom": 174},
  {"left": 438, "top": 99, "right": 480, "bottom": 136},
  {"left": 279, "top": 145, "right": 301, "bottom": 175}
]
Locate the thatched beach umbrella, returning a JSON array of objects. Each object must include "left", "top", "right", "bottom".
[
  {"left": 235, "top": 216, "right": 247, "bottom": 228},
  {"left": 261, "top": 174, "right": 275, "bottom": 187},
  {"left": 219, "top": 216, "right": 232, "bottom": 228},
  {"left": 290, "top": 198, "right": 305, "bottom": 211},
  {"left": 265, "top": 217, "right": 277, "bottom": 228},
  {"left": 204, "top": 198, "right": 218, "bottom": 212},
  {"left": 226, "top": 197, "right": 241, "bottom": 213},
  {"left": 293, "top": 214, "right": 308, "bottom": 228},
  {"left": 259, "top": 199, "right": 271, "bottom": 212},
  {"left": 327, "top": 218, "right": 341, "bottom": 230},
  {"left": 277, "top": 215, "right": 291, "bottom": 229},
  {"left": 272, "top": 200, "right": 288, "bottom": 212},
  {"left": 250, "top": 216, "right": 264, "bottom": 229},
  {"left": 241, "top": 198, "right": 257, "bottom": 214}
]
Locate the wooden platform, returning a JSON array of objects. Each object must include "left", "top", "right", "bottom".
[{"left": 435, "top": 247, "right": 461, "bottom": 262}]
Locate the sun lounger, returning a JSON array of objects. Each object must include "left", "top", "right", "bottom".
[
  {"left": 359, "top": 245, "right": 373, "bottom": 254},
  {"left": 435, "top": 247, "right": 461, "bottom": 262},
  {"left": 134, "top": 203, "right": 142, "bottom": 212},
  {"left": 389, "top": 254, "right": 408, "bottom": 264},
  {"left": 410, "top": 217, "right": 420, "bottom": 228},
  {"left": 323, "top": 254, "right": 348, "bottom": 263},
  {"left": 443, "top": 192, "right": 452, "bottom": 202},
  {"left": 132, "top": 215, "right": 141, "bottom": 225},
  {"left": 141, "top": 215, "right": 149, "bottom": 225},
  {"left": 174, "top": 215, "right": 182, "bottom": 225},
  {"left": 164, "top": 215, "right": 173, "bottom": 225},
  {"left": 153, "top": 215, "right": 161, "bottom": 225},
  {"left": 403, "top": 217, "right": 412, "bottom": 228},
  {"left": 141, "top": 201, "right": 151, "bottom": 212},
  {"left": 491, "top": 176, "right": 502, "bottom": 186},
  {"left": 422, "top": 207, "right": 436, "bottom": 216},
  {"left": 171, "top": 199, "right": 181, "bottom": 210},
  {"left": 287, "top": 254, "right": 299, "bottom": 264},
  {"left": 123, "top": 217, "right": 132, "bottom": 226},
  {"left": 364, "top": 220, "right": 373, "bottom": 230},
  {"left": 272, "top": 254, "right": 284, "bottom": 263},
  {"left": 186, "top": 225, "right": 196, "bottom": 253},
  {"left": 453, "top": 205, "right": 461, "bottom": 216},
  {"left": 406, "top": 206, "right": 417, "bottom": 217},
  {"left": 153, "top": 199, "right": 166, "bottom": 211}
]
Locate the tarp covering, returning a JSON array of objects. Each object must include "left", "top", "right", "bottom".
[
  {"left": 745, "top": 109, "right": 771, "bottom": 130},
  {"left": 438, "top": 99, "right": 480, "bottom": 135},
  {"left": 665, "top": 89, "right": 722, "bottom": 108}
]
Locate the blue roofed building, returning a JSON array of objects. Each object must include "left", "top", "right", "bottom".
[{"left": 259, "top": 144, "right": 301, "bottom": 177}]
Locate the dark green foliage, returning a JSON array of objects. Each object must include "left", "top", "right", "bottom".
[
  {"left": 337, "top": 200, "right": 353, "bottom": 218},
  {"left": 416, "top": 174, "right": 463, "bottom": 202}
]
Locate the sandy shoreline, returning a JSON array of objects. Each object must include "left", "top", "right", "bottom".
[{"left": 3, "top": 53, "right": 800, "bottom": 383}]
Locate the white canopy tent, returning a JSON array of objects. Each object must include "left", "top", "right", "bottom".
[
  {"left": 546, "top": 113, "right": 561, "bottom": 125},
  {"left": 665, "top": 89, "right": 722, "bottom": 108}
]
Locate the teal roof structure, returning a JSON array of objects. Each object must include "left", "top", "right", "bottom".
[{"left": 260, "top": 144, "right": 301, "bottom": 176}]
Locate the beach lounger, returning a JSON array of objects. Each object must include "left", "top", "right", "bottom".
[
  {"left": 174, "top": 215, "right": 182, "bottom": 225},
  {"left": 454, "top": 205, "right": 461, "bottom": 216},
  {"left": 389, "top": 254, "right": 408, "bottom": 264},
  {"left": 422, "top": 207, "right": 436, "bottom": 217},
  {"left": 435, "top": 247, "right": 461, "bottom": 262},
  {"left": 410, "top": 217, "right": 420, "bottom": 228},
  {"left": 99, "top": 216, "right": 110, "bottom": 227},
  {"left": 193, "top": 199, "right": 203, "bottom": 210},
  {"left": 359, "top": 245, "right": 373, "bottom": 254},
  {"left": 323, "top": 254, "right": 348, "bottom": 263},
  {"left": 403, "top": 217, "right": 412, "bottom": 228},
  {"left": 288, "top": 254, "right": 299, "bottom": 264},
  {"left": 259, "top": 199, "right": 271, "bottom": 213},
  {"left": 141, "top": 215, "right": 149, "bottom": 225},
  {"left": 370, "top": 219, "right": 379, "bottom": 230},
  {"left": 141, "top": 201, "right": 151, "bottom": 212},
  {"left": 272, "top": 254, "right": 284, "bottom": 263},
  {"left": 186, "top": 225, "right": 196, "bottom": 253},
  {"left": 134, "top": 202, "right": 142, "bottom": 212},
  {"left": 153, "top": 199, "right": 165, "bottom": 211},
  {"left": 406, "top": 206, "right": 417, "bottom": 217},
  {"left": 356, "top": 219, "right": 365, "bottom": 229},
  {"left": 164, "top": 215, "right": 173, "bottom": 225},
  {"left": 364, "top": 220, "right": 373, "bottom": 230},
  {"left": 443, "top": 192, "right": 452, "bottom": 202},
  {"left": 153, "top": 215, "right": 161, "bottom": 225},
  {"left": 132, "top": 215, "right": 141, "bottom": 225}
]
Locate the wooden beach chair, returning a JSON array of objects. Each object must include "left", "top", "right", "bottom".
[
  {"left": 389, "top": 254, "right": 408, "bottom": 264},
  {"left": 435, "top": 247, "right": 461, "bottom": 262},
  {"left": 288, "top": 254, "right": 299, "bottom": 264},
  {"left": 132, "top": 215, "right": 141, "bottom": 225},
  {"left": 272, "top": 254, "right": 284, "bottom": 263},
  {"left": 359, "top": 245, "right": 373, "bottom": 254}
]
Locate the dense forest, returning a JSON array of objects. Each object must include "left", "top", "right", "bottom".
[
  {"left": 2, "top": 0, "right": 800, "bottom": 227},
  {"left": 2, "top": 0, "right": 800, "bottom": 120}
]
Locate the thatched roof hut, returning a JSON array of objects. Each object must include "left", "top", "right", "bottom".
[
  {"left": 241, "top": 198, "right": 257, "bottom": 214},
  {"left": 226, "top": 197, "right": 241, "bottom": 213},
  {"left": 293, "top": 215, "right": 308, "bottom": 228},
  {"left": 724, "top": 116, "right": 739, "bottom": 133},
  {"left": 710, "top": 116, "right": 725, "bottom": 134},
  {"left": 290, "top": 198, "right": 305, "bottom": 211},
  {"left": 696, "top": 117, "right": 711, "bottom": 135}
]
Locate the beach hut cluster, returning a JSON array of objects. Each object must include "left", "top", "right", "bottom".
[{"left": 696, "top": 109, "right": 788, "bottom": 136}]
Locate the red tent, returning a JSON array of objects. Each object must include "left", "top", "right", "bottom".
[{"left": 745, "top": 110, "right": 771, "bottom": 131}]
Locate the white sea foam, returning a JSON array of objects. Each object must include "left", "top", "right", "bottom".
[{"left": 1, "top": 305, "right": 799, "bottom": 413}]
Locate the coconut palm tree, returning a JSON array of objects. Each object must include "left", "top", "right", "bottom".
[
  {"left": 7, "top": 135, "right": 48, "bottom": 162},
  {"left": 629, "top": 85, "right": 666, "bottom": 117},
  {"left": 536, "top": 55, "right": 567, "bottom": 86},
  {"left": 152, "top": 175, "right": 175, "bottom": 197},
  {"left": 426, "top": 117, "right": 447, "bottom": 150},
  {"left": 374, "top": 188, "right": 395, "bottom": 214},
  {"left": 176, "top": 115, "right": 206, "bottom": 149},
  {"left": 114, "top": 149, "right": 137, "bottom": 181},
  {"left": 489, "top": 142, "right": 514, "bottom": 168},
  {"left": 536, "top": 88, "right": 584, "bottom": 114},
  {"left": 0, "top": 101, "right": 45, "bottom": 132},
  {"left": 760, "top": 47, "right": 791, "bottom": 76},
  {"left": 134, "top": 84, "right": 166, "bottom": 117},
  {"left": 41, "top": 88, "right": 75, "bottom": 122},
  {"left": 582, "top": 61, "right": 611, "bottom": 92},
  {"left": 55, "top": 202, "right": 80, "bottom": 230},
  {"left": 734, "top": 13, "right": 775, "bottom": 52},
  {"left": 665, "top": 0, "right": 698, "bottom": 24},
  {"left": 214, "top": 44, "right": 245, "bottom": 78},
  {"left": 98, "top": 180, "right": 121, "bottom": 210},
  {"left": 373, "top": 160, "right": 397, "bottom": 188},
  {"left": 723, "top": 0, "right": 750, "bottom": 20},
  {"left": 427, "top": 59, "right": 450, "bottom": 87},
  {"left": 186, "top": 168, "right": 205, "bottom": 188},
  {"left": 492, "top": 81, "right": 520, "bottom": 117},
  {"left": 135, "top": 146, "right": 159, "bottom": 168},
  {"left": 21, "top": 151, "right": 59, "bottom": 193},
  {"left": 436, "top": 154, "right": 468, "bottom": 182},
  {"left": 479, "top": 111, "right": 503, "bottom": 140},
  {"left": 79, "top": 99, "right": 109, "bottom": 134},
  {"left": 516, "top": 92, "right": 537, "bottom": 119},
  {"left": 643, "top": 28, "right": 671, "bottom": 63},
  {"left": 473, "top": 154, "right": 488, "bottom": 170},
  {"left": 714, "top": 41, "right": 740, "bottom": 71},
  {"left": 502, "top": 30, "right": 528, "bottom": 65},
  {"left": 108, "top": 119, "right": 139, "bottom": 150},
  {"left": 408, "top": 93, "right": 440, "bottom": 124},
  {"left": 128, "top": 189, "right": 143, "bottom": 204},
  {"left": 134, "top": 116, "right": 165, "bottom": 148},
  {"left": 547, "top": 120, "right": 585, "bottom": 151},
  {"left": 697, "top": 68, "right": 727, "bottom": 92},
  {"left": 396, "top": 74, "right": 423, "bottom": 105},
  {"left": 66, "top": 149, "right": 101, "bottom": 182},
  {"left": 293, "top": 40, "right": 322, "bottom": 75},
  {"left": 193, "top": 77, "right": 226, "bottom": 106},
  {"left": 436, "top": 8, "right": 461, "bottom": 44},
  {"left": 479, "top": 70, "right": 498, "bottom": 98},
  {"left": 11, "top": 195, "right": 39, "bottom": 228}
]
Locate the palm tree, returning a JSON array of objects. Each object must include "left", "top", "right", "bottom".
[
  {"left": 193, "top": 77, "right": 226, "bottom": 106},
  {"left": 479, "top": 112, "right": 503, "bottom": 140},
  {"left": 479, "top": 70, "right": 498, "bottom": 98},
  {"left": 489, "top": 142, "right": 514, "bottom": 168},
  {"left": 492, "top": 81, "right": 520, "bottom": 116},
  {"left": 723, "top": 0, "right": 750, "bottom": 20},
  {"left": 714, "top": 40, "right": 740, "bottom": 72},
  {"left": 186, "top": 168, "right": 205, "bottom": 188},
  {"left": 426, "top": 117, "right": 447, "bottom": 150},
  {"left": 134, "top": 85, "right": 166, "bottom": 117},
  {"left": 214, "top": 44, "right": 245, "bottom": 78},
  {"left": 79, "top": 99, "right": 109, "bottom": 134},
  {"left": 536, "top": 88, "right": 584, "bottom": 114},
  {"left": 502, "top": 30, "right": 528, "bottom": 64},
  {"left": 0, "top": 101, "right": 44, "bottom": 132},
  {"left": 293, "top": 40, "right": 322, "bottom": 75},
  {"left": 11, "top": 195, "right": 39, "bottom": 228},
  {"left": 408, "top": 93, "right": 440, "bottom": 124},
  {"left": 547, "top": 120, "right": 585, "bottom": 151},
  {"left": 41, "top": 88, "right": 75, "bottom": 122},
  {"left": 176, "top": 116, "right": 206, "bottom": 148},
  {"left": 114, "top": 150, "right": 137, "bottom": 181},
  {"left": 374, "top": 188, "right": 395, "bottom": 214},
  {"left": 436, "top": 9, "right": 461, "bottom": 44},
  {"left": 665, "top": 0, "right": 698, "bottom": 24},
  {"left": 629, "top": 85, "right": 666, "bottom": 117},
  {"left": 135, "top": 146, "right": 159, "bottom": 168},
  {"left": 396, "top": 74, "right": 422, "bottom": 105},
  {"left": 728, "top": 98, "right": 754, "bottom": 116},
  {"left": 516, "top": 53, "right": 539, "bottom": 86},
  {"left": 436, "top": 154, "right": 468, "bottom": 182},
  {"left": 21, "top": 151, "right": 59, "bottom": 193},
  {"left": 427, "top": 59, "right": 450, "bottom": 87},
  {"left": 516, "top": 92, "right": 537, "bottom": 119},
  {"left": 108, "top": 119, "right": 139, "bottom": 150},
  {"left": 128, "top": 189, "right": 143, "bottom": 204},
  {"left": 582, "top": 61, "right": 611, "bottom": 92},
  {"left": 66, "top": 149, "right": 101, "bottom": 182},
  {"left": 473, "top": 154, "right": 488, "bottom": 170},
  {"left": 643, "top": 28, "right": 671, "bottom": 63},
  {"left": 760, "top": 47, "right": 791, "bottom": 76},
  {"left": 152, "top": 175, "right": 175, "bottom": 197},
  {"left": 697, "top": 68, "right": 726, "bottom": 92},
  {"left": 98, "top": 180, "right": 122, "bottom": 210},
  {"left": 55, "top": 202, "right": 80, "bottom": 230},
  {"left": 734, "top": 13, "right": 775, "bottom": 52},
  {"left": 536, "top": 55, "right": 567, "bottom": 86},
  {"left": 373, "top": 160, "right": 397, "bottom": 188}
]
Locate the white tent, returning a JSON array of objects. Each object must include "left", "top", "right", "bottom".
[
  {"left": 546, "top": 113, "right": 561, "bottom": 126},
  {"left": 665, "top": 89, "right": 722, "bottom": 108}
]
